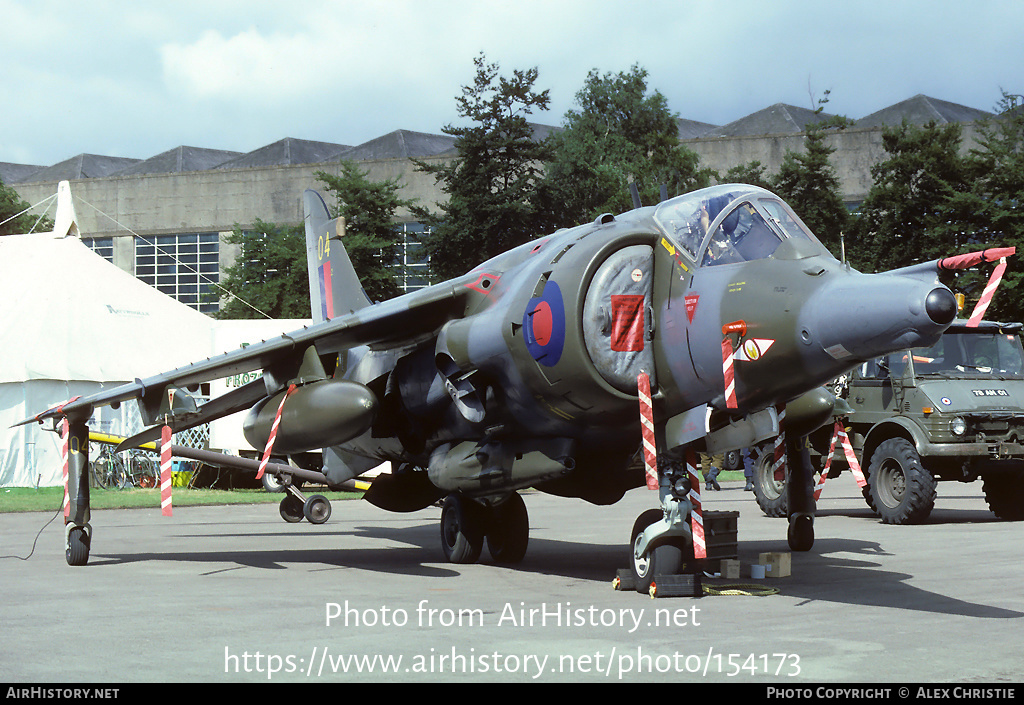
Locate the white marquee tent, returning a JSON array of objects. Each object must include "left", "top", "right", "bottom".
[{"left": 0, "top": 182, "right": 214, "bottom": 487}]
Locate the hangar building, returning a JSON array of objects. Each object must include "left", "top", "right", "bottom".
[{"left": 2, "top": 94, "right": 993, "bottom": 316}]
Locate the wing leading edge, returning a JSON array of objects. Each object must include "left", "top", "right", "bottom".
[{"left": 17, "top": 274, "right": 477, "bottom": 429}]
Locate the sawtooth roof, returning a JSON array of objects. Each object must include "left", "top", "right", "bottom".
[
  {"left": 705, "top": 103, "right": 833, "bottom": 137},
  {"left": 114, "top": 146, "right": 243, "bottom": 176},
  {"left": 4, "top": 95, "right": 1000, "bottom": 179},
  {"left": 0, "top": 162, "right": 44, "bottom": 184},
  {"left": 215, "top": 138, "right": 350, "bottom": 170},
  {"left": 676, "top": 118, "right": 719, "bottom": 140},
  {"left": 26, "top": 154, "right": 141, "bottom": 182},
  {"left": 338, "top": 129, "right": 458, "bottom": 161},
  {"left": 855, "top": 94, "right": 994, "bottom": 128}
]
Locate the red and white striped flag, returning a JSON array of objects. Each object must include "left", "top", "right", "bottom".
[
  {"left": 161, "top": 425, "right": 173, "bottom": 517},
  {"left": 968, "top": 257, "right": 1008, "bottom": 327},
  {"left": 257, "top": 384, "right": 297, "bottom": 481},
  {"left": 61, "top": 419, "right": 70, "bottom": 520},
  {"left": 637, "top": 373, "right": 658, "bottom": 490},
  {"left": 686, "top": 448, "right": 706, "bottom": 560}
]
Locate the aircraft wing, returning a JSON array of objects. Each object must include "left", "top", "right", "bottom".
[{"left": 18, "top": 275, "right": 477, "bottom": 427}]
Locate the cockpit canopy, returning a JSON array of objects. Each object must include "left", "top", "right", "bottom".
[{"left": 652, "top": 184, "right": 828, "bottom": 266}]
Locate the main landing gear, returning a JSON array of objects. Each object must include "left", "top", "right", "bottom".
[
  {"left": 263, "top": 471, "right": 332, "bottom": 525},
  {"left": 439, "top": 492, "right": 529, "bottom": 565},
  {"left": 785, "top": 435, "right": 816, "bottom": 552}
]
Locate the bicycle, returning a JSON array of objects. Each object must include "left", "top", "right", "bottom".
[
  {"left": 124, "top": 449, "right": 161, "bottom": 488},
  {"left": 89, "top": 443, "right": 127, "bottom": 489}
]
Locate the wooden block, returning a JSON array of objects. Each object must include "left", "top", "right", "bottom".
[
  {"left": 720, "top": 559, "right": 740, "bottom": 579},
  {"left": 758, "top": 552, "right": 791, "bottom": 578}
]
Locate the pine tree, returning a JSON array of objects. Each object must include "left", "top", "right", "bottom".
[
  {"left": 541, "top": 65, "right": 711, "bottom": 226},
  {"left": 216, "top": 219, "right": 308, "bottom": 319},
  {"left": 316, "top": 159, "right": 415, "bottom": 302},
  {"left": 849, "top": 120, "right": 971, "bottom": 273},
  {"left": 414, "top": 53, "right": 553, "bottom": 280},
  {"left": 770, "top": 103, "right": 852, "bottom": 254}
]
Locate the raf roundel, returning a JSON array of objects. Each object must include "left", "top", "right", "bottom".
[{"left": 524, "top": 281, "right": 566, "bottom": 367}]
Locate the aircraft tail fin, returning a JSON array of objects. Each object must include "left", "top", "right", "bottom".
[{"left": 304, "top": 189, "right": 372, "bottom": 322}]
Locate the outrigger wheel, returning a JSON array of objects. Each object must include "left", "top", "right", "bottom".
[
  {"left": 303, "top": 494, "right": 332, "bottom": 524},
  {"left": 280, "top": 494, "right": 304, "bottom": 523},
  {"left": 66, "top": 525, "right": 91, "bottom": 567}
]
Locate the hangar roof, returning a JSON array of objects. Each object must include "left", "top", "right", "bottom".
[
  {"left": 704, "top": 103, "right": 833, "bottom": 137},
  {"left": 27, "top": 154, "right": 141, "bottom": 182},
  {"left": 337, "top": 129, "right": 458, "bottom": 161},
  {"left": 855, "top": 94, "right": 993, "bottom": 128},
  {"left": 215, "top": 138, "right": 350, "bottom": 170},
  {"left": 676, "top": 118, "right": 719, "bottom": 140},
  {"left": 3, "top": 95, "right": 999, "bottom": 180},
  {"left": 114, "top": 146, "right": 243, "bottom": 176},
  {"left": 0, "top": 162, "right": 44, "bottom": 184}
]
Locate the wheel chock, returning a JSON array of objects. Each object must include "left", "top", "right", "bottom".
[
  {"left": 648, "top": 573, "right": 703, "bottom": 599},
  {"left": 612, "top": 569, "right": 635, "bottom": 591}
]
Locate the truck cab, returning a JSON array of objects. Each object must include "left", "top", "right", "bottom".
[{"left": 754, "top": 321, "right": 1024, "bottom": 523}]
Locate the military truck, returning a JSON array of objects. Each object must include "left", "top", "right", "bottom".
[{"left": 752, "top": 320, "right": 1024, "bottom": 523}]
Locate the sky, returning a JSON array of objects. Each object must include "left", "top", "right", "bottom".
[{"left": 2, "top": 0, "right": 1022, "bottom": 168}]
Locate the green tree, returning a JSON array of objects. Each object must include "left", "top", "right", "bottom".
[
  {"left": 848, "top": 119, "right": 972, "bottom": 273},
  {"left": 541, "top": 65, "right": 712, "bottom": 226},
  {"left": 770, "top": 99, "right": 853, "bottom": 254},
  {"left": 1, "top": 178, "right": 53, "bottom": 235},
  {"left": 954, "top": 90, "right": 1024, "bottom": 322},
  {"left": 316, "top": 159, "right": 416, "bottom": 302},
  {"left": 216, "top": 219, "right": 309, "bottom": 319},
  {"left": 722, "top": 160, "right": 772, "bottom": 190},
  {"left": 414, "top": 52, "right": 553, "bottom": 280}
]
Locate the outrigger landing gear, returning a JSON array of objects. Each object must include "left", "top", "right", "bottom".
[
  {"left": 786, "top": 435, "right": 816, "bottom": 552},
  {"left": 264, "top": 471, "right": 332, "bottom": 525},
  {"left": 64, "top": 415, "right": 92, "bottom": 566}
]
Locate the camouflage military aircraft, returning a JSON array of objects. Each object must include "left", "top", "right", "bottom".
[{"left": 23, "top": 184, "right": 964, "bottom": 590}]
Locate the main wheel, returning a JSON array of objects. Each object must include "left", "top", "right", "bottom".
[
  {"left": 440, "top": 494, "right": 485, "bottom": 564},
  {"left": 983, "top": 473, "right": 1024, "bottom": 520},
  {"left": 303, "top": 494, "right": 332, "bottom": 524},
  {"left": 486, "top": 493, "right": 529, "bottom": 564},
  {"left": 629, "top": 509, "right": 684, "bottom": 594},
  {"left": 279, "top": 494, "right": 304, "bottom": 523},
  {"left": 752, "top": 445, "right": 788, "bottom": 517},
  {"left": 66, "top": 527, "right": 90, "bottom": 566},
  {"left": 867, "top": 438, "right": 936, "bottom": 524}
]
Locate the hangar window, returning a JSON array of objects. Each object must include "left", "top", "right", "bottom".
[
  {"left": 134, "top": 233, "right": 220, "bottom": 313},
  {"left": 84, "top": 237, "right": 114, "bottom": 263}
]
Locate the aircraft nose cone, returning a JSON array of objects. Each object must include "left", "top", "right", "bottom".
[
  {"left": 802, "top": 274, "right": 955, "bottom": 362},
  {"left": 926, "top": 287, "right": 957, "bottom": 325}
]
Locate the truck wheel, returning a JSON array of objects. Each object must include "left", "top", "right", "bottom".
[
  {"left": 752, "top": 445, "right": 787, "bottom": 518},
  {"left": 867, "top": 438, "right": 936, "bottom": 524},
  {"left": 982, "top": 474, "right": 1024, "bottom": 520}
]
